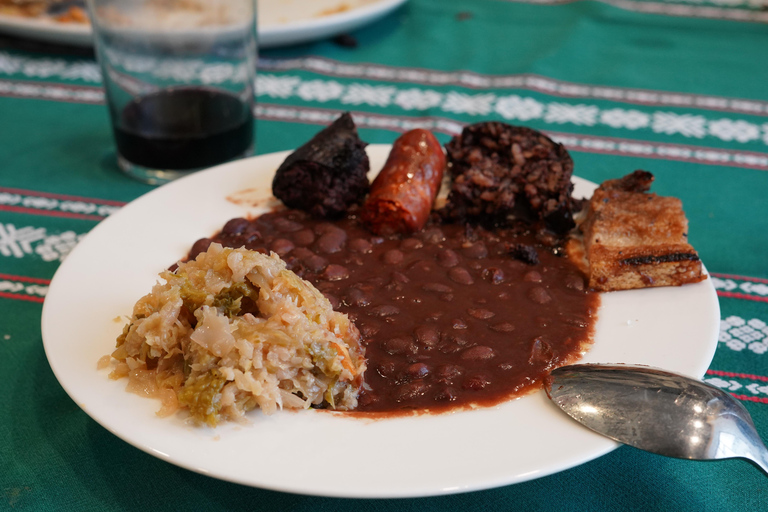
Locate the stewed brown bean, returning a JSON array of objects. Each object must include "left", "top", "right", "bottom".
[
  {"left": 349, "top": 238, "right": 373, "bottom": 253},
  {"left": 270, "top": 238, "right": 294, "bottom": 256},
  {"left": 316, "top": 228, "right": 347, "bottom": 254},
  {"left": 321, "top": 264, "right": 350, "bottom": 281},
  {"left": 528, "top": 286, "right": 552, "bottom": 304},
  {"left": 436, "top": 249, "right": 459, "bottom": 268},
  {"left": 414, "top": 325, "right": 440, "bottom": 347},
  {"left": 448, "top": 267, "right": 474, "bottom": 285},
  {"left": 382, "top": 249, "right": 404, "bottom": 265},
  {"left": 293, "top": 229, "right": 315, "bottom": 246}
]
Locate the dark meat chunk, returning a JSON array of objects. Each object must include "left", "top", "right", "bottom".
[
  {"left": 442, "top": 122, "right": 578, "bottom": 235},
  {"left": 599, "top": 169, "right": 654, "bottom": 193},
  {"left": 272, "top": 113, "right": 370, "bottom": 218},
  {"left": 333, "top": 34, "right": 358, "bottom": 48},
  {"left": 506, "top": 243, "right": 539, "bottom": 266}
]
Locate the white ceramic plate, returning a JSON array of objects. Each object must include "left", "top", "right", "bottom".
[
  {"left": 41, "top": 145, "right": 720, "bottom": 498},
  {"left": 258, "top": 0, "right": 408, "bottom": 48},
  {"left": 0, "top": 0, "right": 407, "bottom": 47},
  {"left": 0, "top": 13, "right": 90, "bottom": 46}
]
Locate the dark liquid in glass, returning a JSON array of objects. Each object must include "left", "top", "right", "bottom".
[{"left": 114, "top": 87, "right": 253, "bottom": 170}]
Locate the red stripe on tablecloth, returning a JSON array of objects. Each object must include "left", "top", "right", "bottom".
[
  {"left": 542, "top": 131, "right": 768, "bottom": 171},
  {"left": 731, "top": 394, "right": 768, "bottom": 404},
  {"left": 0, "top": 204, "right": 106, "bottom": 221},
  {"left": 716, "top": 291, "right": 768, "bottom": 303},
  {"left": 710, "top": 272, "right": 768, "bottom": 284},
  {"left": 0, "top": 291, "right": 45, "bottom": 303},
  {"left": 557, "top": 148, "right": 768, "bottom": 172},
  {"left": 554, "top": 145, "right": 768, "bottom": 172},
  {"left": 0, "top": 273, "right": 50, "bottom": 285},
  {"left": 707, "top": 369, "right": 768, "bottom": 382},
  {"left": 0, "top": 187, "right": 127, "bottom": 206},
  {"left": 0, "top": 79, "right": 104, "bottom": 104}
]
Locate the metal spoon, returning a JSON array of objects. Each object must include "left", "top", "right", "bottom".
[{"left": 545, "top": 364, "right": 768, "bottom": 475}]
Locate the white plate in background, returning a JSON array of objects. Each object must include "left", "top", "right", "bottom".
[
  {"left": 258, "top": 0, "right": 408, "bottom": 48},
  {"left": 0, "top": 14, "right": 91, "bottom": 46},
  {"left": 0, "top": 0, "right": 408, "bottom": 47}
]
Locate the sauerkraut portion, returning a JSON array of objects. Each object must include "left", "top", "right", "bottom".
[{"left": 107, "top": 243, "right": 366, "bottom": 426}]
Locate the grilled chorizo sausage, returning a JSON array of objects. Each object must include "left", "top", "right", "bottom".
[{"left": 362, "top": 129, "right": 446, "bottom": 235}]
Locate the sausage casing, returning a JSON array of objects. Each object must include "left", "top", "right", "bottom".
[{"left": 362, "top": 129, "right": 446, "bottom": 235}]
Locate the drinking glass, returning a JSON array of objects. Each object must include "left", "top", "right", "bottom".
[{"left": 87, "top": 0, "right": 257, "bottom": 184}]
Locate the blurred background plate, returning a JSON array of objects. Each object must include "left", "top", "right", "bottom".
[
  {"left": 259, "top": 0, "right": 408, "bottom": 48},
  {"left": 0, "top": 13, "right": 90, "bottom": 46},
  {"left": 0, "top": 0, "right": 408, "bottom": 47}
]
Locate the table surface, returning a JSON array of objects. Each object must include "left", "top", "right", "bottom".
[{"left": 1, "top": 0, "right": 767, "bottom": 510}]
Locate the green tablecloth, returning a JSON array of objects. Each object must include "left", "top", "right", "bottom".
[{"left": 2, "top": 0, "right": 767, "bottom": 509}]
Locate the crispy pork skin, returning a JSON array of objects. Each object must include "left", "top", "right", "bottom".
[{"left": 571, "top": 170, "right": 705, "bottom": 292}]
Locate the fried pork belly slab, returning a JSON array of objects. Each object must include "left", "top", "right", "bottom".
[{"left": 569, "top": 170, "right": 706, "bottom": 292}]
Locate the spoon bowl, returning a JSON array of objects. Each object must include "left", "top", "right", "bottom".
[{"left": 546, "top": 364, "right": 768, "bottom": 475}]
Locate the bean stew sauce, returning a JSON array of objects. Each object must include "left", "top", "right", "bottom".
[{"left": 189, "top": 208, "right": 599, "bottom": 415}]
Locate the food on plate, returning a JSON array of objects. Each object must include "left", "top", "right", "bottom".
[
  {"left": 107, "top": 243, "right": 365, "bottom": 426},
  {"left": 0, "top": 0, "right": 87, "bottom": 22},
  {"left": 0, "top": 0, "right": 44, "bottom": 17},
  {"left": 568, "top": 170, "right": 705, "bottom": 292},
  {"left": 199, "top": 209, "right": 598, "bottom": 414},
  {"left": 361, "top": 129, "right": 446, "bottom": 235},
  {"left": 505, "top": 242, "right": 540, "bottom": 266},
  {"left": 443, "top": 121, "right": 580, "bottom": 235},
  {"left": 197, "top": 120, "right": 601, "bottom": 414},
  {"left": 272, "top": 112, "right": 370, "bottom": 219},
  {"left": 109, "top": 116, "right": 706, "bottom": 423},
  {"left": 95, "top": 0, "right": 248, "bottom": 29}
]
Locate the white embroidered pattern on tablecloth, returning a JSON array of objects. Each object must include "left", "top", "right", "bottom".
[
  {"left": 719, "top": 316, "right": 768, "bottom": 354},
  {"left": 255, "top": 104, "right": 768, "bottom": 170},
  {"left": 712, "top": 276, "right": 768, "bottom": 298},
  {"left": 705, "top": 372, "right": 768, "bottom": 400},
  {"left": 0, "top": 223, "right": 86, "bottom": 262},
  {"left": 0, "top": 191, "right": 121, "bottom": 218},
  {"left": 0, "top": 279, "right": 47, "bottom": 299},
  {"left": 3, "top": 51, "right": 768, "bottom": 115},
  {"left": 254, "top": 75, "right": 768, "bottom": 148},
  {"left": 500, "top": 0, "right": 768, "bottom": 22}
]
